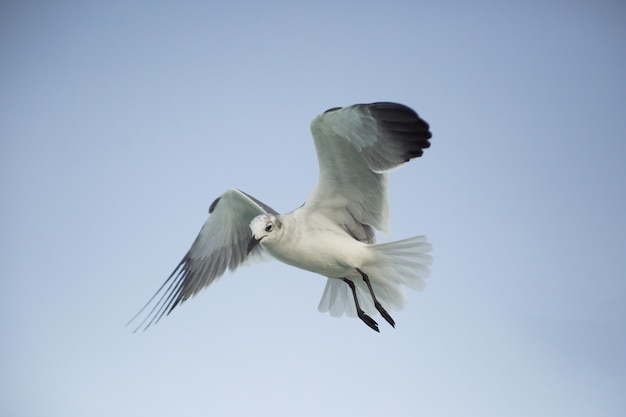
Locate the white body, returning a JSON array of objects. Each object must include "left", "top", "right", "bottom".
[{"left": 254, "top": 211, "right": 371, "bottom": 278}]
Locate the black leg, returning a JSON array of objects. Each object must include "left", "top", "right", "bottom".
[
  {"left": 342, "top": 278, "right": 379, "bottom": 332},
  {"left": 357, "top": 269, "right": 395, "bottom": 328}
]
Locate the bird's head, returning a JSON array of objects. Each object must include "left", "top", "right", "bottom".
[{"left": 247, "top": 213, "right": 283, "bottom": 254}]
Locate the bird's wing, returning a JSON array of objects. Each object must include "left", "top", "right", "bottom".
[
  {"left": 302, "top": 102, "right": 431, "bottom": 242},
  {"left": 128, "top": 188, "right": 277, "bottom": 331}
]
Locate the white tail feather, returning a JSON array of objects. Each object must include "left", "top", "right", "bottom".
[{"left": 317, "top": 235, "right": 433, "bottom": 318}]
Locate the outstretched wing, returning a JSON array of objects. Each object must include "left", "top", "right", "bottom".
[
  {"left": 128, "top": 188, "right": 278, "bottom": 332},
  {"left": 302, "top": 102, "right": 431, "bottom": 243}
]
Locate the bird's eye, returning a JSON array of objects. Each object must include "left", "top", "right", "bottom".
[{"left": 265, "top": 223, "right": 273, "bottom": 232}]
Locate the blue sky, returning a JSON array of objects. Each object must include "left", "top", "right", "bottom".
[{"left": 2, "top": 1, "right": 625, "bottom": 416}]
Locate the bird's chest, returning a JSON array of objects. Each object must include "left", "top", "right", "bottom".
[{"left": 263, "top": 231, "right": 359, "bottom": 278}]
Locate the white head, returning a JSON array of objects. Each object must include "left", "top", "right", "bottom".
[{"left": 247, "top": 213, "right": 283, "bottom": 254}]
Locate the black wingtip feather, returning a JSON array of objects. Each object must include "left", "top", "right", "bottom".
[
  {"left": 208, "top": 196, "right": 221, "bottom": 213},
  {"left": 366, "top": 102, "right": 432, "bottom": 163}
]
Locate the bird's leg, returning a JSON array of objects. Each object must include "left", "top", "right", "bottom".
[
  {"left": 342, "top": 278, "right": 379, "bottom": 332},
  {"left": 356, "top": 268, "right": 395, "bottom": 328}
]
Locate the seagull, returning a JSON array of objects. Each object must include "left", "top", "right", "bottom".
[{"left": 129, "top": 102, "right": 433, "bottom": 332}]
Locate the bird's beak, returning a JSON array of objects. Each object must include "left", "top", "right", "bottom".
[{"left": 247, "top": 235, "right": 262, "bottom": 255}]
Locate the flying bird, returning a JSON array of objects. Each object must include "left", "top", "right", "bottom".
[{"left": 129, "top": 102, "right": 433, "bottom": 332}]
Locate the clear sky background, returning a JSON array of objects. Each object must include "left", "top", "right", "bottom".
[{"left": 2, "top": 1, "right": 625, "bottom": 416}]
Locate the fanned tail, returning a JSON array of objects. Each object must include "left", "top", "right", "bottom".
[{"left": 317, "top": 235, "right": 433, "bottom": 318}]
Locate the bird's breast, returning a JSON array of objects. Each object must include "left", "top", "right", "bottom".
[{"left": 263, "top": 231, "right": 368, "bottom": 278}]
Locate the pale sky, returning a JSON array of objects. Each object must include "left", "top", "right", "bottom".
[{"left": 2, "top": 1, "right": 625, "bottom": 416}]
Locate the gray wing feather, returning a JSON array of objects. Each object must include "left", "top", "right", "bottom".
[
  {"left": 305, "top": 102, "right": 431, "bottom": 242},
  {"left": 128, "top": 188, "right": 277, "bottom": 331}
]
